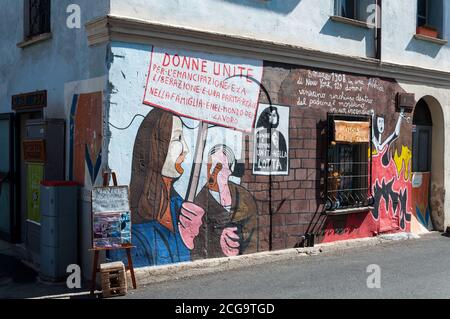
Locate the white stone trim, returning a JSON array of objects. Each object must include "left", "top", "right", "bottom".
[
  {"left": 17, "top": 32, "right": 52, "bottom": 49},
  {"left": 85, "top": 14, "right": 450, "bottom": 88},
  {"left": 414, "top": 34, "right": 448, "bottom": 46},
  {"left": 330, "top": 15, "right": 375, "bottom": 29}
]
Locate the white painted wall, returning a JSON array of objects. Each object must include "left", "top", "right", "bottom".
[
  {"left": 0, "top": 0, "right": 110, "bottom": 278},
  {"left": 63, "top": 76, "right": 107, "bottom": 278},
  {"left": 110, "top": 0, "right": 376, "bottom": 59},
  {"left": 110, "top": 0, "right": 450, "bottom": 71},
  {"left": 0, "top": 0, "right": 110, "bottom": 116},
  {"left": 2, "top": 1, "right": 448, "bottom": 116},
  {"left": 383, "top": 0, "right": 450, "bottom": 72},
  {"left": 398, "top": 81, "right": 450, "bottom": 231}
]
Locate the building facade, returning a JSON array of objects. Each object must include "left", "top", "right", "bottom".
[{"left": 1, "top": 0, "right": 449, "bottom": 278}]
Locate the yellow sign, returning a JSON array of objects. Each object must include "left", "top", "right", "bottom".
[
  {"left": 334, "top": 120, "right": 370, "bottom": 143},
  {"left": 27, "top": 163, "right": 43, "bottom": 223}
]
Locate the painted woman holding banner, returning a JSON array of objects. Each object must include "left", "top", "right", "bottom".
[
  {"left": 110, "top": 108, "right": 205, "bottom": 267},
  {"left": 192, "top": 144, "right": 258, "bottom": 259}
]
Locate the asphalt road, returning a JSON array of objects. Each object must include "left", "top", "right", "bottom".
[{"left": 123, "top": 232, "right": 450, "bottom": 299}]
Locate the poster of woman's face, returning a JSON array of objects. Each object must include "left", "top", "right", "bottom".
[
  {"left": 253, "top": 104, "right": 290, "bottom": 176},
  {"left": 269, "top": 110, "right": 279, "bottom": 127}
]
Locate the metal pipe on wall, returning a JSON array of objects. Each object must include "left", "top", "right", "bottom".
[{"left": 375, "top": 0, "right": 382, "bottom": 60}]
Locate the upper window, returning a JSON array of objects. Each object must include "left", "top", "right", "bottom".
[
  {"left": 335, "top": 0, "right": 358, "bottom": 20},
  {"left": 417, "top": 0, "right": 428, "bottom": 27},
  {"left": 334, "top": 0, "right": 374, "bottom": 22},
  {"left": 27, "top": 0, "right": 51, "bottom": 38},
  {"left": 416, "top": 0, "right": 443, "bottom": 39}
]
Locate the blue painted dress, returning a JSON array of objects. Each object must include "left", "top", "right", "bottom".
[{"left": 109, "top": 191, "right": 191, "bottom": 267}]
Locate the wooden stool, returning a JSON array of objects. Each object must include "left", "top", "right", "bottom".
[
  {"left": 100, "top": 262, "right": 127, "bottom": 298},
  {"left": 90, "top": 245, "right": 137, "bottom": 295}
]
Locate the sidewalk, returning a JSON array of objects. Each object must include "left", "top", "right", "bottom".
[
  {"left": 0, "top": 232, "right": 431, "bottom": 299},
  {"left": 129, "top": 232, "right": 423, "bottom": 287},
  {"left": 121, "top": 232, "right": 450, "bottom": 299}
]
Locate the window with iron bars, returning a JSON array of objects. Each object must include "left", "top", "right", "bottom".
[
  {"left": 325, "top": 114, "right": 373, "bottom": 211},
  {"left": 28, "top": 0, "right": 51, "bottom": 38}
]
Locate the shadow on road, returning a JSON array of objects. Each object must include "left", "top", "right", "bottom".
[
  {"left": 0, "top": 253, "right": 93, "bottom": 299},
  {"left": 0, "top": 254, "right": 37, "bottom": 284}
]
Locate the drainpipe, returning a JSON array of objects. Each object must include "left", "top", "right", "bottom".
[{"left": 375, "top": 0, "right": 382, "bottom": 60}]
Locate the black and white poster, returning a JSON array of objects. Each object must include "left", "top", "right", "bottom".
[{"left": 253, "top": 104, "right": 290, "bottom": 175}]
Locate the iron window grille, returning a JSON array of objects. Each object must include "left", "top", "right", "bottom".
[
  {"left": 325, "top": 114, "right": 373, "bottom": 211},
  {"left": 28, "top": 0, "right": 51, "bottom": 38}
]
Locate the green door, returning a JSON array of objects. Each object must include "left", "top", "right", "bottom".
[{"left": 0, "top": 113, "right": 15, "bottom": 241}]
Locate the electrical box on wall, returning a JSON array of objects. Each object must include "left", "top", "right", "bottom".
[
  {"left": 25, "top": 119, "right": 66, "bottom": 180},
  {"left": 396, "top": 93, "right": 415, "bottom": 113}
]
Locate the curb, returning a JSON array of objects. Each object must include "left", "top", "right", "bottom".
[{"left": 128, "top": 232, "right": 424, "bottom": 287}]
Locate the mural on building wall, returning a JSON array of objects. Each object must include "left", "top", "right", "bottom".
[
  {"left": 107, "top": 44, "right": 422, "bottom": 266},
  {"left": 267, "top": 62, "right": 415, "bottom": 242},
  {"left": 121, "top": 109, "right": 196, "bottom": 265},
  {"left": 69, "top": 92, "right": 103, "bottom": 186},
  {"left": 411, "top": 172, "right": 432, "bottom": 232},
  {"left": 109, "top": 46, "right": 263, "bottom": 267},
  {"left": 371, "top": 110, "right": 412, "bottom": 233},
  {"left": 394, "top": 146, "right": 412, "bottom": 181}
]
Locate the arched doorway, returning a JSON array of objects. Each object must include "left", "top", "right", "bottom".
[{"left": 411, "top": 97, "right": 445, "bottom": 232}]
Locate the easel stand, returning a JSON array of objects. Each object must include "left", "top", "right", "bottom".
[{"left": 90, "top": 172, "right": 137, "bottom": 295}]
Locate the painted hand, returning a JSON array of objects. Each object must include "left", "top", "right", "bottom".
[
  {"left": 178, "top": 202, "right": 205, "bottom": 250},
  {"left": 220, "top": 227, "right": 240, "bottom": 257}
]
